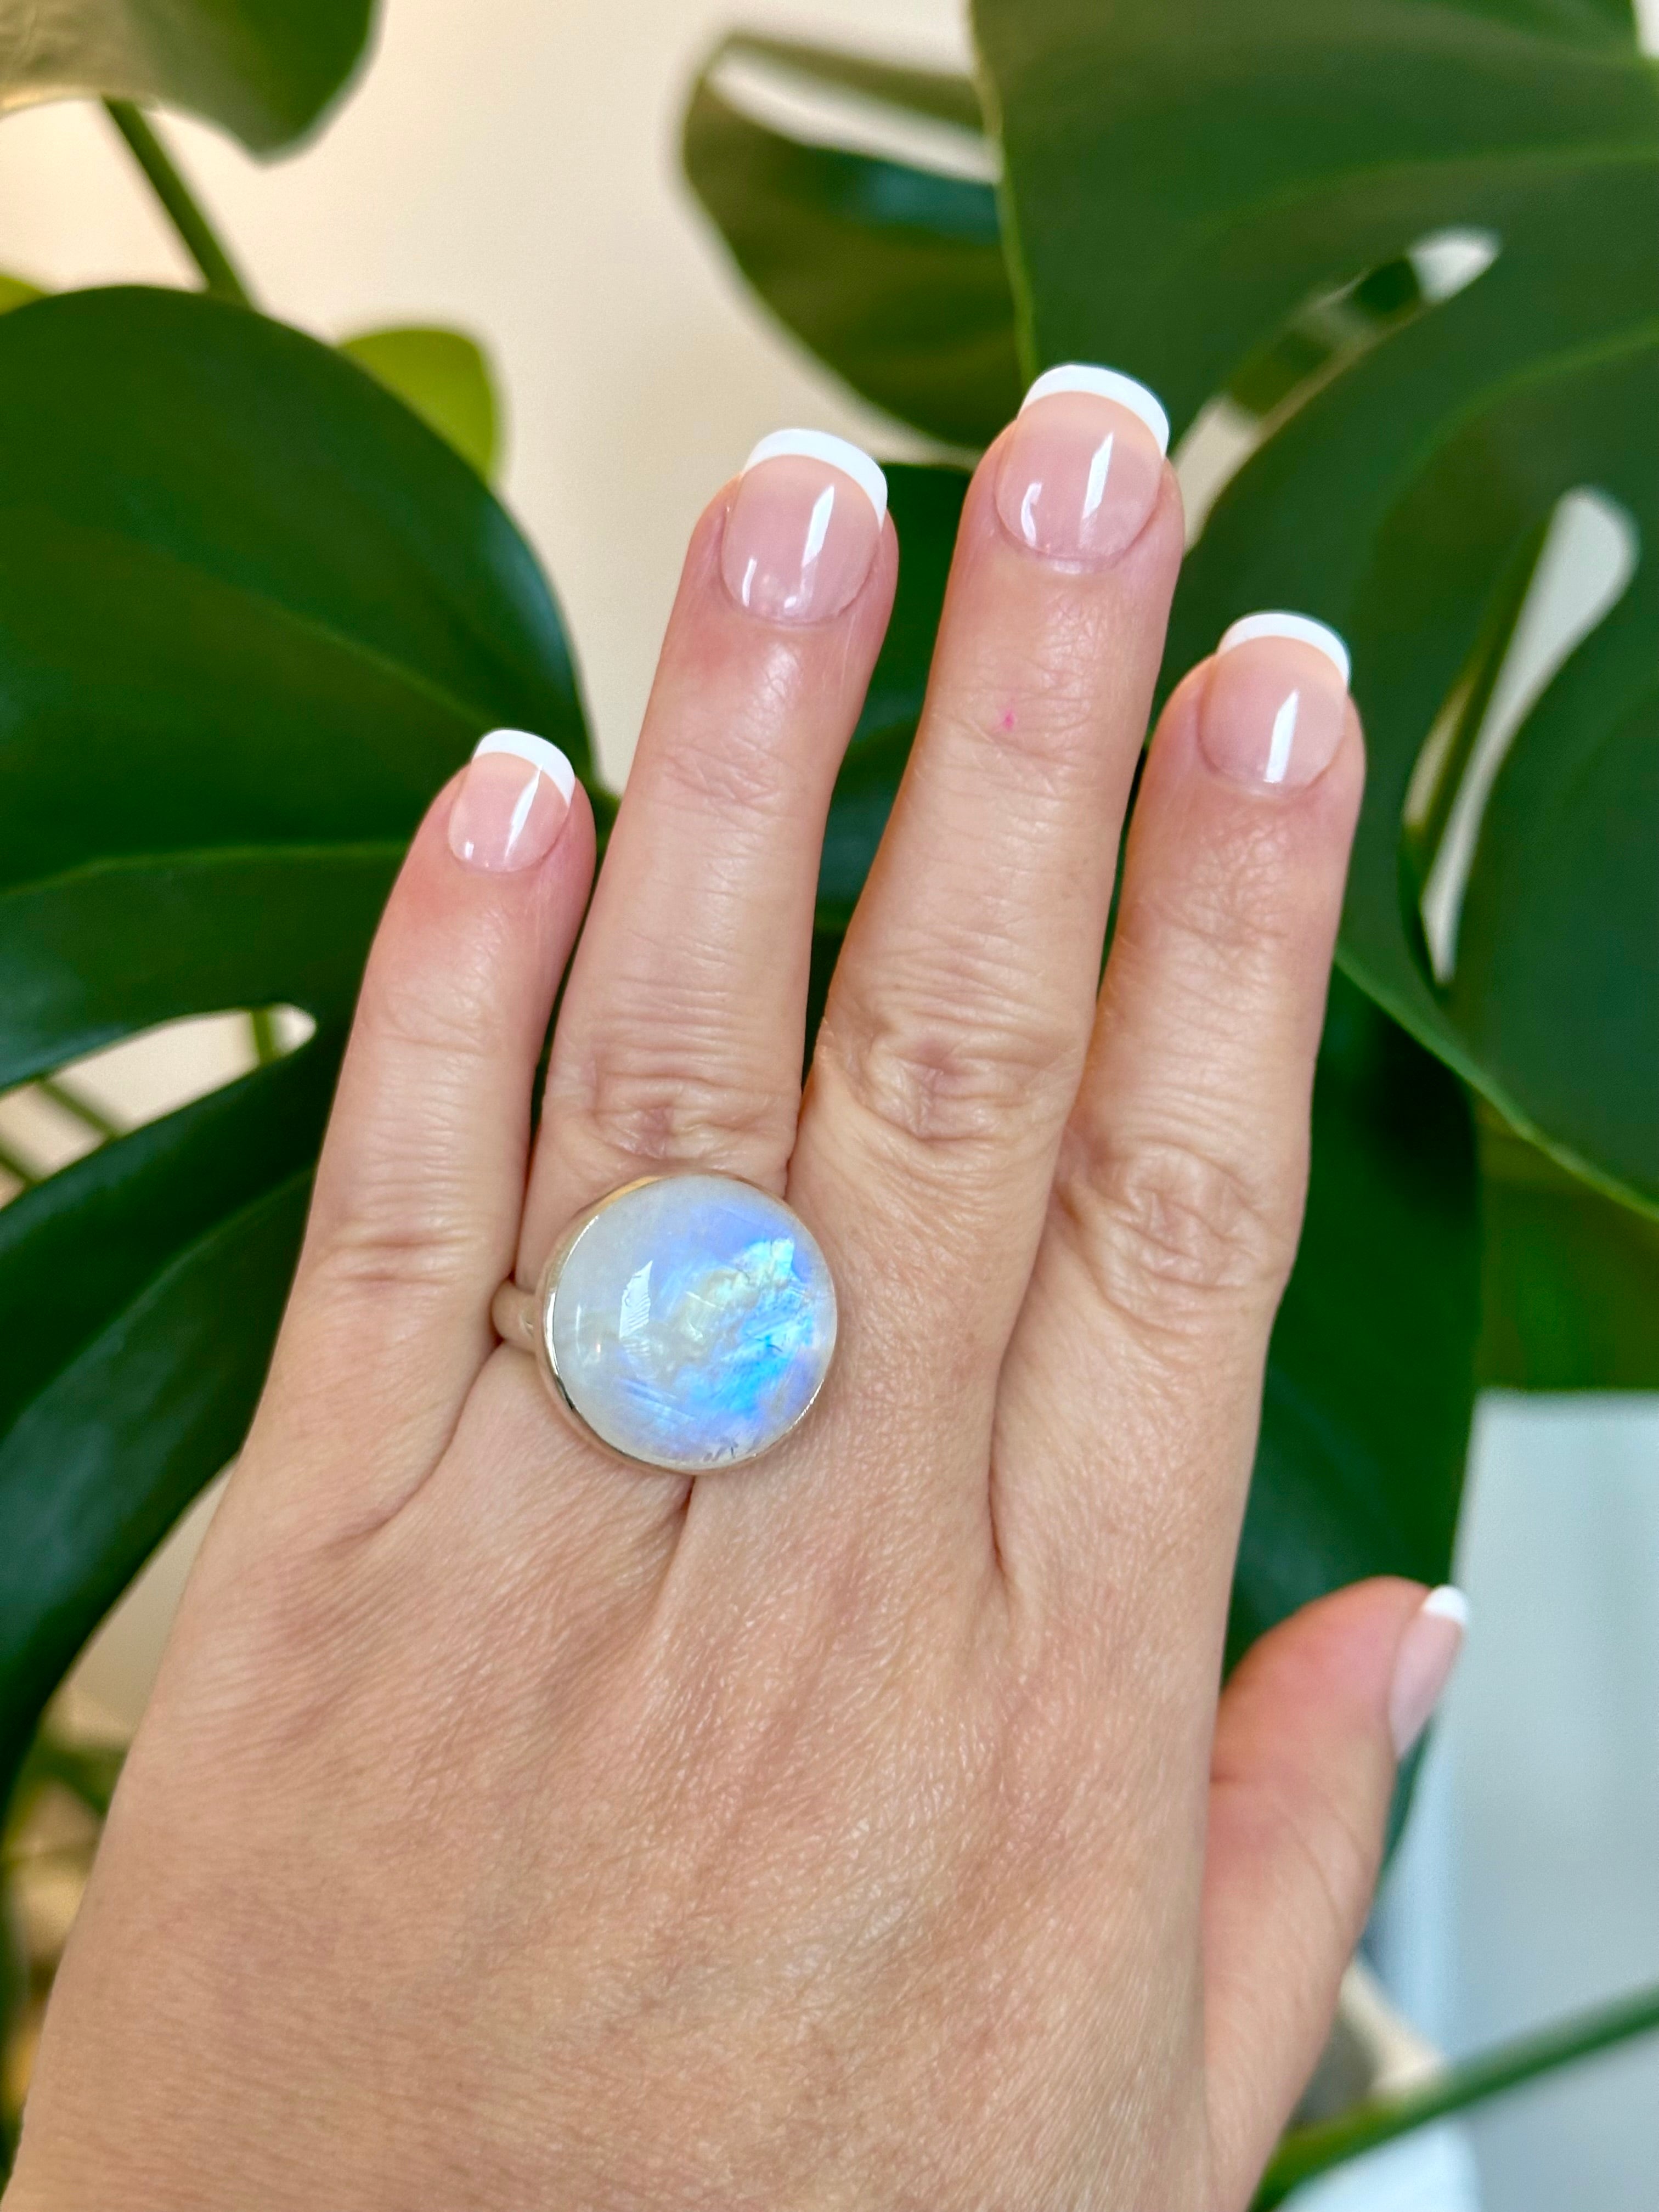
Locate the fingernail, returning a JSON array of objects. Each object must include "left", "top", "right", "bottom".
[
  {"left": 720, "top": 430, "right": 887, "bottom": 624},
  {"left": 994, "top": 363, "right": 1169, "bottom": 565},
  {"left": 1389, "top": 1585, "right": 1469, "bottom": 1758},
  {"left": 1200, "top": 612, "right": 1352, "bottom": 789},
  {"left": 448, "top": 730, "right": 574, "bottom": 873}
]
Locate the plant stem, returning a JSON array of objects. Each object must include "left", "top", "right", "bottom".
[
  {"left": 247, "top": 1008, "right": 282, "bottom": 1065},
  {"left": 34, "top": 1075, "right": 121, "bottom": 1144},
  {"left": 13, "top": 1734, "right": 125, "bottom": 1824},
  {"left": 1254, "top": 1979, "right": 1659, "bottom": 2207},
  {"left": 101, "top": 100, "right": 253, "bottom": 306},
  {"left": 0, "top": 1136, "right": 36, "bottom": 1188}
]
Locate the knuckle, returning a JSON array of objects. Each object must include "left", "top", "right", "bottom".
[
  {"left": 360, "top": 972, "right": 499, "bottom": 1073},
  {"left": 814, "top": 970, "right": 1077, "bottom": 1162},
  {"left": 551, "top": 1045, "right": 799, "bottom": 1175},
  {"left": 307, "top": 1179, "right": 479, "bottom": 1308},
  {"left": 301, "top": 993, "right": 503, "bottom": 1314},
  {"left": 1053, "top": 1126, "right": 1297, "bottom": 1338}
]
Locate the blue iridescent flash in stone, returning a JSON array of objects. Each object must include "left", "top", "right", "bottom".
[{"left": 546, "top": 1175, "right": 837, "bottom": 1471}]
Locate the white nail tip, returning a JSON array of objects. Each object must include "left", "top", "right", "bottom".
[
  {"left": 472, "top": 729, "right": 577, "bottom": 802},
  {"left": 1218, "top": 612, "right": 1352, "bottom": 691},
  {"left": 1421, "top": 1584, "right": 1470, "bottom": 1631},
  {"left": 741, "top": 429, "right": 888, "bottom": 526},
  {"left": 1020, "top": 364, "right": 1171, "bottom": 456}
]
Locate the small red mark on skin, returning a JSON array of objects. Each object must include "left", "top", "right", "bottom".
[{"left": 999, "top": 708, "right": 1017, "bottom": 732}]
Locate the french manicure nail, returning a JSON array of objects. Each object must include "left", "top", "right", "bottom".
[
  {"left": 720, "top": 429, "right": 887, "bottom": 624},
  {"left": 1389, "top": 1585, "right": 1469, "bottom": 1758},
  {"left": 448, "top": 729, "right": 574, "bottom": 873},
  {"left": 994, "top": 363, "right": 1169, "bottom": 565},
  {"left": 1200, "top": 612, "right": 1352, "bottom": 789}
]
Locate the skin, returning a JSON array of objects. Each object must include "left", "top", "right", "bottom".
[{"left": 8, "top": 408, "right": 1433, "bottom": 2211}]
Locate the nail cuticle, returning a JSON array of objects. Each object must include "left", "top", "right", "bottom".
[{"left": 989, "top": 494, "right": 1156, "bottom": 574}]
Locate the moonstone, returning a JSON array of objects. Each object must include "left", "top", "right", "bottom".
[{"left": 545, "top": 1175, "right": 837, "bottom": 1472}]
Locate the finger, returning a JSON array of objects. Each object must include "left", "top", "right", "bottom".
[
  {"left": 1203, "top": 1581, "right": 1469, "bottom": 2206},
  {"left": 517, "top": 433, "right": 895, "bottom": 1273},
  {"left": 788, "top": 369, "right": 1183, "bottom": 1500},
  {"left": 1000, "top": 617, "right": 1363, "bottom": 1621},
  {"left": 257, "top": 736, "right": 594, "bottom": 1521}
]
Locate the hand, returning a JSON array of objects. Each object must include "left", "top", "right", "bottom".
[{"left": 9, "top": 374, "right": 1465, "bottom": 2211}]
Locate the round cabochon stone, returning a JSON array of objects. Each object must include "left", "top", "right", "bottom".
[{"left": 546, "top": 1175, "right": 837, "bottom": 1471}]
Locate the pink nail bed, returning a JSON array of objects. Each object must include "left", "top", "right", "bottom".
[
  {"left": 448, "top": 730, "right": 574, "bottom": 873},
  {"left": 1199, "top": 613, "right": 1351, "bottom": 790},
  {"left": 994, "top": 364, "right": 1169, "bottom": 565},
  {"left": 720, "top": 429, "right": 887, "bottom": 624}
]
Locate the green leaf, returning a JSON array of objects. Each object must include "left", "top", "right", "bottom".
[
  {"left": 1, "top": 1169, "right": 309, "bottom": 1801},
  {"left": 0, "top": 0, "right": 378, "bottom": 154},
  {"left": 974, "top": 0, "right": 1653, "bottom": 427},
  {"left": 0, "top": 285, "right": 592, "bottom": 1802},
  {"left": 817, "top": 462, "right": 970, "bottom": 929},
  {"left": 1477, "top": 1107, "right": 1659, "bottom": 1389},
  {"left": 974, "top": 0, "right": 1659, "bottom": 1210},
  {"left": 801, "top": 462, "right": 971, "bottom": 1060},
  {"left": 0, "top": 275, "right": 44, "bottom": 316},
  {"left": 1229, "top": 970, "right": 1480, "bottom": 1666},
  {"left": 684, "top": 34, "right": 1020, "bottom": 448},
  {"left": 338, "top": 325, "right": 501, "bottom": 481}
]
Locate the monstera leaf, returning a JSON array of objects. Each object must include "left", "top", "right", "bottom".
[
  {"left": 0, "top": 0, "right": 376, "bottom": 152},
  {"left": 972, "top": 0, "right": 1659, "bottom": 1210},
  {"left": 689, "top": 8, "right": 1658, "bottom": 1211},
  {"left": 0, "top": 285, "right": 591, "bottom": 1802},
  {"left": 684, "top": 33, "right": 1017, "bottom": 448},
  {"left": 1478, "top": 1108, "right": 1659, "bottom": 1390}
]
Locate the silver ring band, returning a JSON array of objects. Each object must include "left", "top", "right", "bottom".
[{"left": 489, "top": 1277, "right": 540, "bottom": 1355}]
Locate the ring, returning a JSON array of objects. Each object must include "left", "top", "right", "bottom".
[{"left": 491, "top": 1173, "right": 838, "bottom": 1473}]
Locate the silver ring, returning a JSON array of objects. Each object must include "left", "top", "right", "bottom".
[{"left": 492, "top": 1173, "right": 838, "bottom": 1473}]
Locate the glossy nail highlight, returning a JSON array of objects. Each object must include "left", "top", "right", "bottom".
[
  {"left": 1389, "top": 1585, "right": 1469, "bottom": 1758},
  {"left": 994, "top": 364, "right": 1169, "bottom": 565},
  {"left": 448, "top": 729, "right": 574, "bottom": 873},
  {"left": 721, "top": 430, "right": 886, "bottom": 624},
  {"left": 1200, "top": 612, "right": 1352, "bottom": 789}
]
